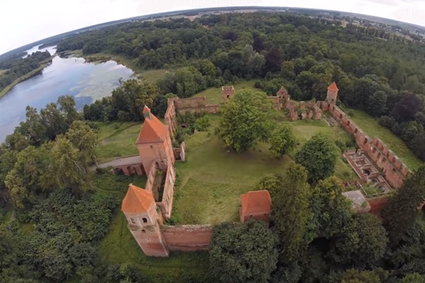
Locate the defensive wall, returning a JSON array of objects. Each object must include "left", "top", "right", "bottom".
[{"left": 161, "top": 225, "right": 213, "bottom": 251}]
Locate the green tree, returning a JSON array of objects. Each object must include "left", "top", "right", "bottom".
[
  {"left": 111, "top": 79, "right": 156, "bottom": 121},
  {"left": 209, "top": 220, "right": 278, "bottom": 283},
  {"left": 310, "top": 177, "right": 352, "bottom": 238},
  {"left": 295, "top": 134, "right": 338, "bottom": 182},
  {"left": 272, "top": 163, "right": 311, "bottom": 262},
  {"left": 65, "top": 121, "right": 98, "bottom": 169},
  {"left": 339, "top": 269, "right": 381, "bottom": 283},
  {"left": 402, "top": 273, "right": 425, "bottom": 283},
  {"left": 382, "top": 167, "right": 425, "bottom": 245},
  {"left": 269, "top": 125, "right": 297, "bottom": 158},
  {"left": 329, "top": 213, "right": 388, "bottom": 267},
  {"left": 218, "top": 90, "right": 273, "bottom": 152}
]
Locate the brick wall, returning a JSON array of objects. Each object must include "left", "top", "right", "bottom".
[
  {"left": 367, "top": 195, "right": 390, "bottom": 215},
  {"left": 161, "top": 224, "right": 213, "bottom": 251}
]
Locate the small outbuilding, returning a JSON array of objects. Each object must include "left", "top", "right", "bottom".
[{"left": 239, "top": 190, "right": 272, "bottom": 223}]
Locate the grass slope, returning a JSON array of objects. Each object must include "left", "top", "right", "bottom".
[
  {"left": 345, "top": 108, "right": 423, "bottom": 170},
  {"left": 94, "top": 122, "right": 140, "bottom": 163}
]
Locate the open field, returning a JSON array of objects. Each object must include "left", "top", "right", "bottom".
[
  {"left": 194, "top": 80, "right": 264, "bottom": 104},
  {"left": 0, "top": 69, "right": 7, "bottom": 76},
  {"left": 172, "top": 115, "right": 357, "bottom": 225},
  {"left": 345, "top": 108, "right": 423, "bottom": 170},
  {"left": 94, "top": 122, "right": 140, "bottom": 163}
]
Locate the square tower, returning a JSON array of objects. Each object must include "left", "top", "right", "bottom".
[
  {"left": 326, "top": 82, "right": 339, "bottom": 105},
  {"left": 122, "top": 184, "right": 169, "bottom": 257},
  {"left": 136, "top": 106, "right": 175, "bottom": 175}
]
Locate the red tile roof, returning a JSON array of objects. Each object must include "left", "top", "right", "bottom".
[
  {"left": 136, "top": 106, "right": 168, "bottom": 144},
  {"left": 240, "top": 190, "right": 272, "bottom": 215},
  {"left": 122, "top": 184, "right": 155, "bottom": 214},
  {"left": 328, "top": 82, "right": 339, "bottom": 92}
]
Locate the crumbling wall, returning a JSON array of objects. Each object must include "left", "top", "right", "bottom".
[
  {"left": 165, "top": 99, "right": 177, "bottom": 138},
  {"left": 367, "top": 196, "right": 390, "bottom": 215},
  {"left": 161, "top": 224, "right": 213, "bottom": 251}
]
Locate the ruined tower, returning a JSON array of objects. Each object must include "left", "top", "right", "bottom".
[
  {"left": 122, "top": 184, "right": 169, "bottom": 257},
  {"left": 136, "top": 106, "right": 175, "bottom": 175},
  {"left": 222, "top": 85, "right": 235, "bottom": 101},
  {"left": 326, "top": 82, "right": 339, "bottom": 104}
]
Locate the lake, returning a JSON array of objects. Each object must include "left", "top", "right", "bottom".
[{"left": 0, "top": 47, "right": 134, "bottom": 141}]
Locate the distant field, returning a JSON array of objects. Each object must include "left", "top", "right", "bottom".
[
  {"left": 95, "top": 121, "right": 140, "bottom": 163},
  {"left": 172, "top": 115, "right": 357, "bottom": 225},
  {"left": 0, "top": 69, "right": 7, "bottom": 76},
  {"left": 194, "top": 80, "right": 264, "bottom": 104},
  {"left": 345, "top": 108, "right": 423, "bottom": 170}
]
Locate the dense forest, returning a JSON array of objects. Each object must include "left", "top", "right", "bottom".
[
  {"left": 2, "top": 12, "right": 425, "bottom": 282},
  {"left": 0, "top": 51, "right": 51, "bottom": 92}
]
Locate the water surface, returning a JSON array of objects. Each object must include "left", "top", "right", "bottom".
[{"left": 0, "top": 50, "right": 133, "bottom": 141}]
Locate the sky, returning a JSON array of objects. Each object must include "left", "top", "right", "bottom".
[{"left": 1, "top": 0, "right": 425, "bottom": 55}]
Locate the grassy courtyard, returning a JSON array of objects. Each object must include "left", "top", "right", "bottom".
[
  {"left": 94, "top": 121, "right": 140, "bottom": 163},
  {"left": 172, "top": 115, "right": 357, "bottom": 225},
  {"left": 344, "top": 108, "right": 423, "bottom": 170}
]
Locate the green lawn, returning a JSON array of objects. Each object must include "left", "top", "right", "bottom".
[
  {"left": 344, "top": 108, "right": 423, "bottom": 170},
  {"left": 95, "top": 122, "right": 141, "bottom": 163},
  {"left": 194, "top": 80, "right": 264, "bottom": 104},
  {"left": 172, "top": 115, "right": 357, "bottom": 225},
  {"left": 98, "top": 212, "right": 209, "bottom": 282}
]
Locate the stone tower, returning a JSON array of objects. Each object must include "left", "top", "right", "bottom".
[
  {"left": 136, "top": 106, "right": 175, "bottom": 175},
  {"left": 222, "top": 85, "right": 235, "bottom": 101},
  {"left": 326, "top": 82, "right": 339, "bottom": 104},
  {"left": 122, "top": 184, "right": 169, "bottom": 257}
]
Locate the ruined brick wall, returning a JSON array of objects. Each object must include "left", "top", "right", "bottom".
[
  {"left": 327, "top": 104, "right": 409, "bottom": 188},
  {"left": 367, "top": 195, "right": 390, "bottom": 215},
  {"left": 157, "top": 165, "right": 175, "bottom": 219},
  {"left": 161, "top": 224, "right": 213, "bottom": 251},
  {"left": 172, "top": 96, "right": 220, "bottom": 114},
  {"left": 165, "top": 99, "right": 177, "bottom": 138},
  {"left": 268, "top": 96, "right": 282, "bottom": 111}
]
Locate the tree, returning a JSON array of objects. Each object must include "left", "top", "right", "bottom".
[
  {"left": 272, "top": 163, "right": 312, "bottom": 262},
  {"left": 339, "top": 269, "right": 381, "bottom": 283},
  {"left": 382, "top": 167, "right": 425, "bottom": 245},
  {"left": 328, "top": 213, "right": 388, "bottom": 267},
  {"left": 269, "top": 125, "right": 297, "bottom": 158},
  {"left": 310, "top": 177, "right": 352, "bottom": 238},
  {"left": 209, "top": 220, "right": 278, "bottom": 283},
  {"left": 218, "top": 90, "right": 273, "bottom": 152},
  {"left": 111, "top": 79, "right": 156, "bottom": 121},
  {"left": 295, "top": 134, "right": 338, "bottom": 182},
  {"left": 65, "top": 121, "right": 98, "bottom": 169},
  {"left": 392, "top": 93, "right": 423, "bottom": 122}
]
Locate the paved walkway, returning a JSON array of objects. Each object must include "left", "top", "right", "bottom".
[{"left": 95, "top": 155, "right": 142, "bottom": 169}]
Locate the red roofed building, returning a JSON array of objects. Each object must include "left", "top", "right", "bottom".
[
  {"left": 240, "top": 190, "right": 272, "bottom": 223},
  {"left": 326, "top": 82, "right": 339, "bottom": 105},
  {"left": 136, "top": 106, "right": 175, "bottom": 175},
  {"left": 122, "top": 184, "right": 169, "bottom": 257}
]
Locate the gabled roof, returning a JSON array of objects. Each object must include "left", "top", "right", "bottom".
[
  {"left": 328, "top": 82, "right": 339, "bottom": 92},
  {"left": 240, "top": 190, "right": 272, "bottom": 215},
  {"left": 136, "top": 106, "right": 168, "bottom": 144},
  {"left": 122, "top": 184, "right": 155, "bottom": 214}
]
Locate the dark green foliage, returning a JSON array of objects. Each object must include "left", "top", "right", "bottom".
[
  {"left": 209, "top": 220, "right": 278, "bottom": 283},
  {"left": 0, "top": 51, "right": 51, "bottom": 91},
  {"left": 218, "top": 90, "right": 274, "bottom": 152},
  {"left": 328, "top": 213, "right": 388, "bottom": 268},
  {"left": 271, "top": 163, "right": 312, "bottom": 263},
  {"left": 310, "top": 177, "right": 352, "bottom": 239},
  {"left": 382, "top": 167, "right": 425, "bottom": 246},
  {"left": 295, "top": 134, "right": 338, "bottom": 182}
]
